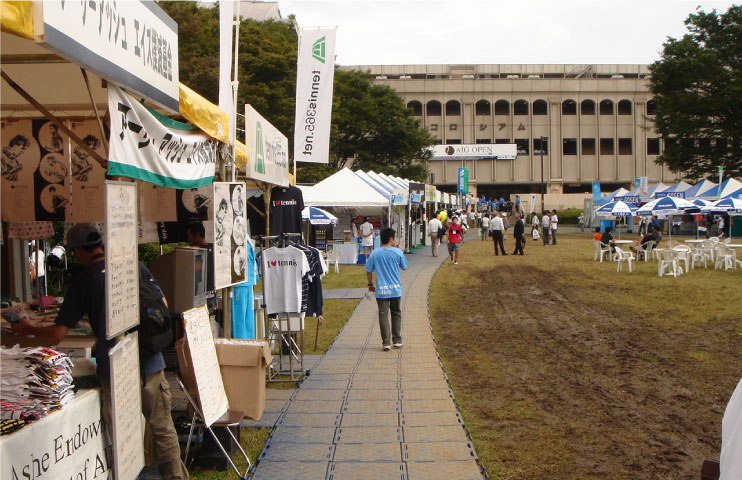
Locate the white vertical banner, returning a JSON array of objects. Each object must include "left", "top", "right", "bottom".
[
  {"left": 219, "top": 1, "right": 235, "bottom": 144},
  {"left": 294, "top": 28, "right": 337, "bottom": 164}
]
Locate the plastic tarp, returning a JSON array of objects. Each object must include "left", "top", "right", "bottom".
[
  {"left": 1, "top": 1, "right": 34, "bottom": 40},
  {"left": 299, "top": 168, "right": 388, "bottom": 208},
  {"left": 178, "top": 83, "right": 228, "bottom": 143}
]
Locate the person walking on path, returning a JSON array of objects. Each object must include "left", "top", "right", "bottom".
[
  {"left": 360, "top": 217, "right": 375, "bottom": 260},
  {"left": 447, "top": 216, "right": 464, "bottom": 264},
  {"left": 513, "top": 213, "right": 525, "bottom": 255},
  {"left": 550, "top": 209, "right": 559, "bottom": 245},
  {"left": 428, "top": 214, "right": 442, "bottom": 257},
  {"left": 541, "top": 211, "right": 551, "bottom": 246},
  {"left": 480, "top": 214, "right": 490, "bottom": 241},
  {"left": 365, "top": 228, "right": 408, "bottom": 350},
  {"left": 489, "top": 212, "right": 507, "bottom": 256}
]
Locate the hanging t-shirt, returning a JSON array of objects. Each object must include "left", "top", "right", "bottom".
[
  {"left": 365, "top": 247, "right": 407, "bottom": 299},
  {"left": 232, "top": 239, "right": 260, "bottom": 339},
  {"left": 262, "top": 246, "right": 310, "bottom": 315},
  {"left": 270, "top": 186, "right": 304, "bottom": 235}
]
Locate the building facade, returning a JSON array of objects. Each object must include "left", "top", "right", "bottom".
[{"left": 342, "top": 64, "right": 679, "bottom": 197}]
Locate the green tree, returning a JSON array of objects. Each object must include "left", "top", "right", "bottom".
[{"left": 649, "top": 5, "right": 742, "bottom": 178}]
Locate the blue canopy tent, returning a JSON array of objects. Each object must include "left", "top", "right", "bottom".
[{"left": 684, "top": 179, "right": 718, "bottom": 199}]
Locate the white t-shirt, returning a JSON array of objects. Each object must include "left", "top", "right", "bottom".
[
  {"left": 532, "top": 215, "right": 539, "bottom": 227},
  {"left": 551, "top": 214, "right": 558, "bottom": 230},
  {"left": 262, "top": 246, "right": 310, "bottom": 315},
  {"left": 360, "top": 222, "right": 374, "bottom": 246},
  {"left": 490, "top": 216, "right": 504, "bottom": 231},
  {"left": 30, "top": 250, "right": 45, "bottom": 277},
  {"left": 481, "top": 217, "right": 490, "bottom": 229},
  {"left": 428, "top": 218, "right": 442, "bottom": 234},
  {"left": 542, "top": 215, "right": 550, "bottom": 228}
]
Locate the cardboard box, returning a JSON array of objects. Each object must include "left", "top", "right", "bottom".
[
  {"left": 214, "top": 339, "right": 271, "bottom": 420},
  {"left": 174, "top": 337, "right": 198, "bottom": 399}
]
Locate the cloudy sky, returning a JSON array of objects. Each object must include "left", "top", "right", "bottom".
[{"left": 280, "top": 0, "right": 738, "bottom": 66}]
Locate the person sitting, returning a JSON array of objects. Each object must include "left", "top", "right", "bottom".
[
  {"left": 592, "top": 227, "right": 602, "bottom": 242},
  {"left": 631, "top": 227, "right": 657, "bottom": 254},
  {"left": 600, "top": 227, "right": 615, "bottom": 252}
]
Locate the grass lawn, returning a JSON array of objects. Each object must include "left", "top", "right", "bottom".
[{"left": 430, "top": 234, "right": 742, "bottom": 480}]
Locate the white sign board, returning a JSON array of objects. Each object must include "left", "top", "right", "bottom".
[
  {"left": 245, "top": 105, "right": 289, "bottom": 186},
  {"left": 0, "top": 389, "right": 113, "bottom": 480},
  {"left": 430, "top": 144, "right": 517, "bottom": 160},
  {"left": 183, "top": 305, "right": 229, "bottom": 427},
  {"left": 213, "top": 182, "right": 248, "bottom": 289},
  {"left": 39, "top": 1, "right": 180, "bottom": 112},
  {"left": 109, "top": 333, "right": 145, "bottom": 480},
  {"left": 105, "top": 181, "right": 139, "bottom": 339}
]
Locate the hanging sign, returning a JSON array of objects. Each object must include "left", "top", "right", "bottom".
[
  {"left": 108, "top": 85, "right": 217, "bottom": 189},
  {"left": 39, "top": 1, "right": 180, "bottom": 112},
  {"left": 69, "top": 120, "right": 108, "bottom": 222},
  {"left": 457, "top": 168, "right": 469, "bottom": 194},
  {"left": 293, "top": 28, "right": 337, "bottom": 164},
  {"left": 212, "top": 182, "right": 248, "bottom": 289},
  {"left": 245, "top": 105, "right": 289, "bottom": 187}
]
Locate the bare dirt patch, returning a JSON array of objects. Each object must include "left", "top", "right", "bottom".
[{"left": 430, "top": 236, "right": 741, "bottom": 480}]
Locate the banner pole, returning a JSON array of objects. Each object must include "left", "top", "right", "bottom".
[{"left": 231, "top": 1, "right": 240, "bottom": 182}]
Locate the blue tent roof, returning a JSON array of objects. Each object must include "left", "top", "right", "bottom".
[{"left": 684, "top": 179, "right": 717, "bottom": 199}]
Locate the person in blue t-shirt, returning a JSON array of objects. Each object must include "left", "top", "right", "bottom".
[{"left": 365, "top": 228, "right": 408, "bottom": 351}]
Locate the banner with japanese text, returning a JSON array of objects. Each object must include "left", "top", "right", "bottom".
[
  {"left": 293, "top": 28, "right": 336, "bottom": 164},
  {"left": 108, "top": 85, "right": 217, "bottom": 189}
]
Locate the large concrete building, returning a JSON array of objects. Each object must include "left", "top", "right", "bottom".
[{"left": 343, "top": 64, "right": 680, "bottom": 197}]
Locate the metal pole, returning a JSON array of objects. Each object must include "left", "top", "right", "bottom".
[{"left": 540, "top": 136, "right": 546, "bottom": 212}]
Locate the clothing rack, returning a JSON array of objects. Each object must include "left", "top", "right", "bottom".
[{"left": 256, "top": 232, "right": 307, "bottom": 383}]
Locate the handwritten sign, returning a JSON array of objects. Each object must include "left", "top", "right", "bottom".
[
  {"left": 105, "top": 181, "right": 139, "bottom": 339},
  {"left": 108, "top": 333, "right": 145, "bottom": 480},
  {"left": 183, "top": 305, "right": 229, "bottom": 426}
]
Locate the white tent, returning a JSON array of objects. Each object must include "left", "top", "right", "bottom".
[{"left": 299, "top": 168, "right": 389, "bottom": 208}]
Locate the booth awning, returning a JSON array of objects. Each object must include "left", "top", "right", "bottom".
[{"left": 0, "top": 1, "right": 34, "bottom": 40}]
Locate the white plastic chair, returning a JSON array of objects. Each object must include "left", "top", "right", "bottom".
[
  {"left": 325, "top": 248, "right": 340, "bottom": 274},
  {"left": 691, "top": 247, "right": 708, "bottom": 269},
  {"left": 614, "top": 247, "right": 635, "bottom": 273},
  {"left": 658, "top": 249, "right": 683, "bottom": 277},
  {"left": 673, "top": 245, "right": 691, "bottom": 271},
  {"left": 593, "top": 240, "right": 611, "bottom": 262},
  {"left": 635, "top": 240, "right": 655, "bottom": 262},
  {"left": 700, "top": 240, "right": 715, "bottom": 263},
  {"left": 715, "top": 245, "right": 740, "bottom": 270}
]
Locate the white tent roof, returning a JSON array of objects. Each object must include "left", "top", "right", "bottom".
[{"left": 300, "top": 168, "right": 388, "bottom": 208}]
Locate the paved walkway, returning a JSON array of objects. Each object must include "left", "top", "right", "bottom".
[{"left": 251, "top": 244, "right": 485, "bottom": 480}]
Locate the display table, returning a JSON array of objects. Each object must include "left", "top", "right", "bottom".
[
  {"left": 335, "top": 243, "right": 358, "bottom": 264},
  {"left": 612, "top": 240, "right": 633, "bottom": 245},
  {"left": 0, "top": 389, "right": 112, "bottom": 479}
]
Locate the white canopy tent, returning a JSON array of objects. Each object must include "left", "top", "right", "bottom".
[{"left": 299, "top": 168, "right": 389, "bottom": 212}]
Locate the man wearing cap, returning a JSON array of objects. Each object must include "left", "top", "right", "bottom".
[{"left": 12, "top": 223, "right": 188, "bottom": 480}]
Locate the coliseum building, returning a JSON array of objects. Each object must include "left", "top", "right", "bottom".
[{"left": 343, "top": 64, "right": 679, "bottom": 198}]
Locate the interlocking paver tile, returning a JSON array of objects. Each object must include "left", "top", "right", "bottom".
[
  {"left": 334, "top": 426, "right": 403, "bottom": 444},
  {"left": 403, "top": 425, "right": 471, "bottom": 443},
  {"left": 293, "top": 389, "right": 347, "bottom": 402},
  {"left": 343, "top": 400, "right": 400, "bottom": 414},
  {"left": 260, "top": 442, "right": 335, "bottom": 462},
  {"left": 340, "top": 412, "right": 399, "bottom": 427},
  {"left": 401, "top": 411, "right": 462, "bottom": 426},
  {"left": 278, "top": 413, "right": 341, "bottom": 427},
  {"left": 269, "top": 426, "right": 337, "bottom": 444},
  {"left": 403, "top": 442, "right": 476, "bottom": 462},
  {"left": 406, "top": 460, "right": 483, "bottom": 480},
  {"left": 333, "top": 442, "right": 402, "bottom": 462},
  {"left": 326, "top": 462, "right": 406, "bottom": 480},
  {"left": 251, "top": 460, "right": 329, "bottom": 480}
]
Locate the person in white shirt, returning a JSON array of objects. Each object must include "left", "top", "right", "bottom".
[
  {"left": 480, "top": 214, "right": 490, "bottom": 241},
  {"left": 428, "top": 215, "right": 442, "bottom": 257},
  {"left": 29, "top": 243, "right": 46, "bottom": 297},
  {"left": 489, "top": 212, "right": 506, "bottom": 256},
  {"left": 541, "top": 211, "right": 551, "bottom": 246},
  {"left": 531, "top": 214, "right": 540, "bottom": 239},
  {"left": 550, "top": 209, "right": 559, "bottom": 245},
  {"left": 360, "top": 217, "right": 375, "bottom": 260}
]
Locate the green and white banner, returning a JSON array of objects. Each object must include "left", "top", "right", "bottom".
[
  {"left": 294, "top": 28, "right": 336, "bottom": 164},
  {"left": 245, "top": 105, "right": 289, "bottom": 186},
  {"left": 108, "top": 85, "right": 217, "bottom": 188}
]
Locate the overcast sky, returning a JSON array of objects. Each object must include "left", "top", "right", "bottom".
[{"left": 280, "top": 0, "right": 738, "bottom": 66}]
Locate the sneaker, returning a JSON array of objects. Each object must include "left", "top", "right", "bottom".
[
  {"left": 392, "top": 342, "right": 403, "bottom": 348},
  {"left": 454, "top": 261, "right": 458, "bottom": 265},
  {"left": 383, "top": 345, "right": 391, "bottom": 351}
]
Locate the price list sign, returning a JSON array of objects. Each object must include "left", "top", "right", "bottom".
[
  {"left": 109, "top": 333, "right": 145, "bottom": 480},
  {"left": 183, "top": 305, "right": 229, "bottom": 426},
  {"left": 105, "top": 181, "right": 139, "bottom": 339}
]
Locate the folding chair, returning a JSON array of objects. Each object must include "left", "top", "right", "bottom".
[
  {"left": 593, "top": 240, "right": 611, "bottom": 262},
  {"left": 325, "top": 247, "right": 340, "bottom": 273},
  {"left": 614, "top": 247, "right": 635, "bottom": 273},
  {"left": 635, "top": 240, "right": 655, "bottom": 262},
  {"left": 175, "top": 374, "right": 251, "bottom": 478}
]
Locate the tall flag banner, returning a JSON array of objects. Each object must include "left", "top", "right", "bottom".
[
  {"left": 108, "top": 85, "right": 217, "bottom": 188},
  {"left": 219, "top": 1, "right": 235, "bottom": 144},
  {"left": 294, "top": 28, "right": 337, "bottom": 164},
  {"left": 592, "top": 182, "right": 602, "bottom": 202}
]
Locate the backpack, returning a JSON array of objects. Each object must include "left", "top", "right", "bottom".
[{"left": 136, "top": 271, "right": 172, "bottom": 357}]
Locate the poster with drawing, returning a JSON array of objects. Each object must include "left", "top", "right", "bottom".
[
  {"left": 69, "top": 120, "right": 108, "bottom": 222},
  {"left": 156, "top": 186, "right": 213, "bottom": 244},
  {"left": 1, "top": 119, "right": 70, "bottom": 221},
  {"left": 212, "top": 182, "right": 247, "bottom": 289}
]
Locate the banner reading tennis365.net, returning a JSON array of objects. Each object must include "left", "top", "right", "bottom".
[{"left": 294, "top": 28, "right": 336, "bottom": 164}]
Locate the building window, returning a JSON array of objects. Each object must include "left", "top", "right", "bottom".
[
  {"left": 582, "top": 138, "right": 596, "bottom": 155},
  {"left": 618, "top": 100, "right": 632, "bottom": 115},
  {"left": 618, "top": 138, "right": 632, "bottom": 154},
  {"left": 562, "top": 100, "right": 577, "bottom": 115},
  {"left": 600, "top": 100, "right": 614, "bottom": 115},
  {"left": 515, "top": 139, "right": 529, "bottom": 155},
  {"left": 446, "top": 139, "right": 461, "bottom": 144},
  {"left": 533, "top": 99, "right": 547, "bottom": 115},
  {"left": 647, "top": 138, "right": 660, "bottom": 155},
  {"left": 476, "top": 138, "right": 491, "bottom": 144},
  {"left": 445, "top": 100, "right": 461, "bottom": 116},
  {"left": 495, "top": 138, "right": 510, "bottom": 144},
  {"left": 581, "top": 99, "right": 595, "bottom": 115},
  {"left": 426, "top": 100, "right": 442, "bottom": 116},
  {"left": 563, "top": 138, "right": 577, "bottom": 155},
  {"left": 600, "top": 138, "right": 614, "bottom": 154},
  {"left": 646, "top": 99, "right": 657, "bottom": 116},
  {"left": 494, "top": 100, "right": 510, "bottom": 115},
  {"left": 475, "top": 100, "right": 490, "bottom": 116},
  {"left": 534, "top": 137, "right": 548, "bottom": 154},
  {"left": 514, "top": 99, "right": 529, "bottom": 115},
  {"left": 407, "top": 101, "right": 422, "bottom": 116}
]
